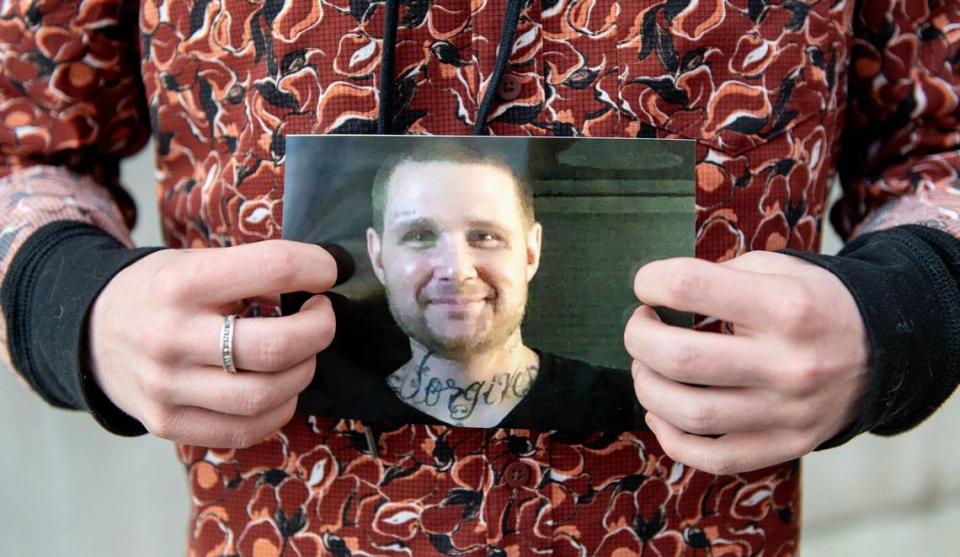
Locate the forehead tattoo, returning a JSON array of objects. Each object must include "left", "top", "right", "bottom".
[{"left": 386, "top": 210, "right": 418, "bottom": 226}]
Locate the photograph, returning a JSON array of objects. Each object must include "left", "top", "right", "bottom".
[
  {"left": 283, "top": 135, "right": 694, "bottom": 431},
  {"left": 5, "top": 1, "right": 959, "bottom": 553}
]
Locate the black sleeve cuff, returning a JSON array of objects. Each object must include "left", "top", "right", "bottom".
[
  {"left": 781, "top": 224, "right": 960, "bottom": 450},
  {"left": 1, "top": 221, "right": 165, "bottom": 436}
]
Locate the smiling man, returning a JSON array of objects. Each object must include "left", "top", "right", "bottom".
[
  {"left": 365, "top": 143, "right": 638, "bottom": 429},
  {"left": 365, "top": 144, "right": 542, "bottom": 428}
]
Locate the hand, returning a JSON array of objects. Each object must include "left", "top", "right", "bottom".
[
  {"left": 88, "top": 240, "right": 340, "bottom": 448},
  {"left": 624, "top": 251, "right": 870, "bottom": 475}
]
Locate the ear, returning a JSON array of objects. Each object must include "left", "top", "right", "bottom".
[
  {"left": 366, "top": 227, "right": 386, "bottom": 285},
  {"left": 525, "top": 222, "right": 542, "bottom": 281}
]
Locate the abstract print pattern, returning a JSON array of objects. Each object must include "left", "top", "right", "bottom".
[
  {"left": 2, "top": 0, "right": 960, "bottom": 555},
  {"left": 181, "top": 418, "right": 800, "bottom": 556}
]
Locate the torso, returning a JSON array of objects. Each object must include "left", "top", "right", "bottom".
[{"left": 147, "top": 0, "right": 851, "bottom": 552}]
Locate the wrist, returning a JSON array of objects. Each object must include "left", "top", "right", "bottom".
[
  {"left": 780, "top": 224, "right": 960, "bottom": 449},
  {"left": 1, "top": 221, "right": 165, "bottom": 435}
]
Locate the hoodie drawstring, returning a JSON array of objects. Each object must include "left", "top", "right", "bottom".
[
  {"left": 377, "top": 0, "right": 401, "bottom": 135},
  {"left": 376, "top": 0, "right": 524, "bottom": 136},
  {"left": 365, "top": 0, "right": 525, "bottom": 458},
  {"left": 363, "top": 423, "right": 380, "bottom": 459},
  {"left": 473, "top": 0, "right": 524, "bottom": 135}
]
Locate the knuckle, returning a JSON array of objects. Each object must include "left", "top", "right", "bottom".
[
  {"left": 738, "top": 251, "right": 765, "bottom": 266},
  {"left": 280, "top": 398, "right": 298, "bottom": 423},
  {"left": 665, "top": 262, "right": 703, "bottom": 302},
  {"left": 269, "top": 399, "right": 299, "bottom": 435},
  {"left": 233, "top": 387, "right": 272, "bottom": 417},
  {"left": 236, "top": 412, "right": 287, "bottom": 449},
  {"left": 148, "top": 332, "right": 180, "bottom": 363},
  {"left": 183, "top": 322, "right": 213, "bottom": 361},
  {"left": 255, "top": 245, "right": 298, "bottom": 285},
  {"left": 775, "top": 284, "right": 818, "bottom": 334},
  {"left": 140, "top": 370, "right": 173, "bottom": 403},
  {"left": 228, "top": 430, "right": 255, "bottom": 449},
  {"left": 783, "top": 403, "right": 815, "bottom": 430},
  {"left": 156, "top": 266, "right": 192, "bottom": 304},
  {"left": 664, "top": 342, "right": 699, "bottom": 377},
  {"left": 227, "top": 423, "right": 269, "bottom": 449},
  {"left": 784, "top": 352, "right": 823, "bottom": 395},
  {"left": 258, "top": 335, "right": 294, "bottom": 370},
  {"left": 703, "top": 458, "right": 738, "bottom": 477},
  {"left": 792, "top": 433, "right": 818, "bottom": 457},
  {"left": 143, "top": 406, "right": 177, "bottom": 439},
  {"left": 240, "top": 432, "right": 265, "bottom": 449},
  {"left": 791, "top": 370, "right": 818, "bottom": 397},
  {"left": 683, "top": 405, "right": 716, "bottom": 434},
  {"left": 655, "top": 436, "right": 686, "bottom": 468}
]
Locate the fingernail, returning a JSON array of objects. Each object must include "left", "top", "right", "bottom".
[
  {"left": 622, "top": 303, "right": 642, "bottom": 327},
  {"left": 325, "top": 291, "right": 351, "bottom": 319},
  {"left": 644, "top": 412, "right": 656, "bottom": 431},
  {"left": 318, "top": 242, "right": 356, "bottom": 286}
]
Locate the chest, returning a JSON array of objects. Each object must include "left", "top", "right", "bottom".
[{"left": 141, "top": 0, "right": 852, "bottom": 257}]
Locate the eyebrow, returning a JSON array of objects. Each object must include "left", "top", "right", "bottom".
[
  {"left": 389, "top": 216, "right": 436, "bottom": 233},
  {"left": 465, "top": 219, "right": 512, "bottom": 237},
  {"left": 388, "top": 217, "right": 513, "bottom": 237}
]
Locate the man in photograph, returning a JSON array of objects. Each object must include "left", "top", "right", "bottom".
[{"left": 365, "top": 143, "right": 640, "bottom": 429}]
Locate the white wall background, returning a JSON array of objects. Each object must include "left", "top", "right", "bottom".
[{"left": 1, "top": 144, "right": 956, "bottom": 555}]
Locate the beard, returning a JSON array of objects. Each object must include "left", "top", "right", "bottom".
[{"left": 385, "top": 283, "right": 527, "bottom": 358}]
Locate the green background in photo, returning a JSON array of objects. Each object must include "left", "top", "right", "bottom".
[{"left": 283, "top": 135, "right": 694, "bottom": 374}]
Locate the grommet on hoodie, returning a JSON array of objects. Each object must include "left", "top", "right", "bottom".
[{"left": 362, "top": 422, "right": 379, "bottom": 460}]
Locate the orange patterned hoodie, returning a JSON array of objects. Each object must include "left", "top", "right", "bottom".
[{"left": 2, "top": 0, "right": 960, "bottom": 554}]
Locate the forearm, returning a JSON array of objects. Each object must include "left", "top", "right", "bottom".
[
  {"left": 784, "top": 224, "right": 960, "bottom": 449},
  {"left": 0, "top": 168, "right": 136, "bottom": 368},
  {"left": 0, "top": 168, "right": 162, "bottom": 434},
  {"left": 808, "top": 0, "right": 960, "bottom": 447}
]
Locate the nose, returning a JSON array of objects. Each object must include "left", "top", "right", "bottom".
[{"left": 432, "top": 237, "right": 478, "bottom": 282}]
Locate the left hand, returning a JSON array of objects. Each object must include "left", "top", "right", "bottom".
[{"left": 624, "top": 251, "right": 870, "bottom": 475}]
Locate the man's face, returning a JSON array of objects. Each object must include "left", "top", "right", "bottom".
[{"left": 367, "top": 160, "right": 541, "bottom": 357}]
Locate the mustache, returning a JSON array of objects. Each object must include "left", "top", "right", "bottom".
[{"left": 419, "top": 282, "right": 496, "bottom": 302}]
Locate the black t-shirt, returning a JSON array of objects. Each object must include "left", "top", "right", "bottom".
[
  {"left": 296, "top": 348, "right": 646, "bottom": 432},
  {"left": 5, "top": 222, "right": 958, "bottom": 444}
]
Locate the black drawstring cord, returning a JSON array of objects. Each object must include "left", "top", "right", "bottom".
[
  {"left": 378, "top": 0, "right": 523, "bottom": 135},
  {"left": 366, "top": 0, "right": 523, "bottom": 457},
  {"left": 473, "top": 0, "right": 524, "bottom": 135},
  {"left": 377, "top": 0, "right": 400, "bottom": 135},
  {"left": 365, "top": 0, "right": 400, "bottom": 458}
]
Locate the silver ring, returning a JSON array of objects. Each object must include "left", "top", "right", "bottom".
[{"left": 220, "top": 314, "right": 238, "bottom": 373}]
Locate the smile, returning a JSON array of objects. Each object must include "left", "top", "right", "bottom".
[{"left": 429, "top": 297, "right": 489, "bottom": 306}]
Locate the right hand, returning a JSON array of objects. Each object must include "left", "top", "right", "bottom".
[{"left": 87, "top": 240, "right": 341, "bottom": 448}]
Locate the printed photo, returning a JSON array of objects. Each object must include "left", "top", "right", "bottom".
[{"left": 283, "top": 136, "right": 694, "bottom": 431}]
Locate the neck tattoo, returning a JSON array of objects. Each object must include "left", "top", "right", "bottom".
[{"left": 387, "top": 351, "right": 539, "bottom": 422}]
